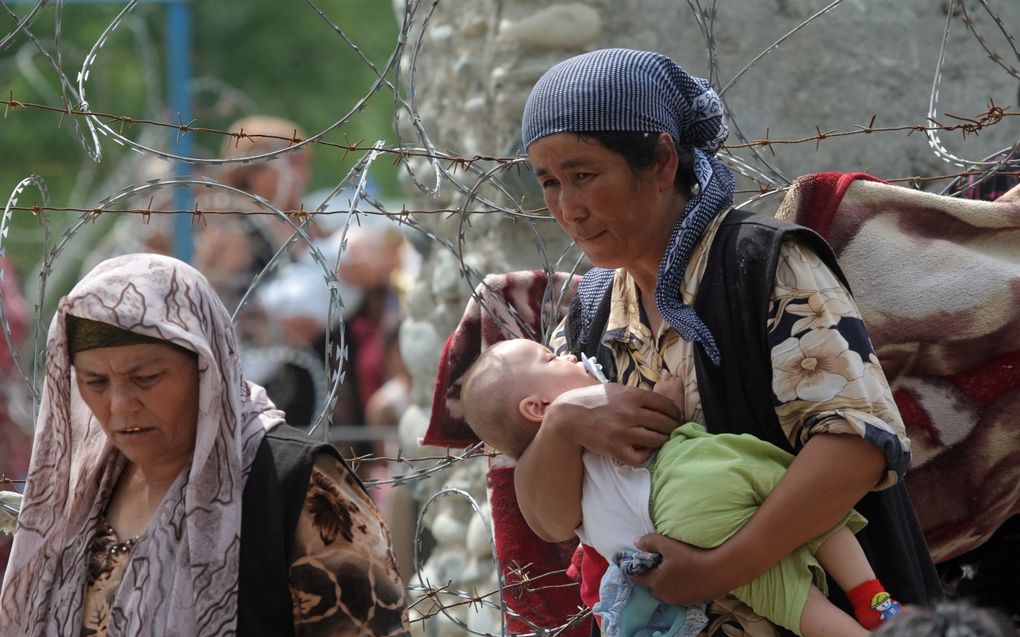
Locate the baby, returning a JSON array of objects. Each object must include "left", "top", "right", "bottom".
[{"left": 461, "top": 338, "right": 902, "bottom": 637}]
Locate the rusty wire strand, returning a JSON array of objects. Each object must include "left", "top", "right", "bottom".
[
  {"left": 959, "top": 0, "right": 1020, "bottom": 81},
  {"left": 2, "top": 96, "right": 1016, "bottom": 164},
  {"left": 2, "top": 2, "right": 1020, "bottom": 635}
]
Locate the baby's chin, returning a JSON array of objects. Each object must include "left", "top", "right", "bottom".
[
  {"left": 567, "top": 375, "right": 601, "bottom": 389},
  {"left": 566, "top": 377, "right": 603, "bottom": 393}
]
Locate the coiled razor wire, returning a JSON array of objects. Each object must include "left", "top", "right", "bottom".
[
  {"left": 1, "top": 1, "right": 1019, "bottom": 634},
  {"left": 410, "top": 484, "right": 591, "bottom": 637}
]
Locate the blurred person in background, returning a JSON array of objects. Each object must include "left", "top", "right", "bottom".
[
  {"left": 216, "top": 115, "right": 316, "bottom": 265},
  {"left": 192, "top": 189, "right": 263, "bottom": 314},
  {"left": 335, "top": 223, "right": 407, "bottom": 430},
  {"left": 219, "top": 115, "right": 313, "bottom": 216},
  {"left": 872, "top": 600, "right": 1015, "bottom": 637},
  {"left": 0, "top": 258, "right": 31, "bottom": 580},
  {"left": 251, "top": 223, "right": 410, "bottom": 459},
  {"left": 246, "top": 257, "right": 364, "bottom": 433},
  {"left": 194, "top": 115, "right": 315, "bottom": 330},
  {"left": 215, "top": 116, "right": 418, "bottom": 469},
  {"left": 303, "top": 187, "right": 421, "bottom": 454}
]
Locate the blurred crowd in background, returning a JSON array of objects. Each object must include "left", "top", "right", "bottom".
[{"left": 0, "top": 116, "right": 424, "bottom": 578}]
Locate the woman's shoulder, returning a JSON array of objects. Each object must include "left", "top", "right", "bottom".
[
  {"left": 256, "top": 424, "right": 344, "bottom": 465},
  {"left": 717, "top": 207, "right": 819, "bottom": 239},
  {"left": 245, "top": 425, "right": 356, "bottom": 504},
  {"left": 289, "top": 455, "right": 410, "bottom": 635},
  {"left": 707, "top": 209, "right": 846, "bottom": 285},
  {"left": 262, "top": 423, "right": 334, "bottom": 448}
]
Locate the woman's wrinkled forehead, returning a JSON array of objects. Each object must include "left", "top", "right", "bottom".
[{"left": 521, "top": 48, "right": 728, "bottom": 155}]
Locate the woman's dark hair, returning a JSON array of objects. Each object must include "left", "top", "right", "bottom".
[{"left": 578, "top": 131, "right": 697, "bottom": 197}]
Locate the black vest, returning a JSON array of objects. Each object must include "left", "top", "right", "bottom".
[
  {"left": 237, "top": 425, "right": 355, "bottom": 637},
  {"left": 566, "top": 210, "right": 942, "bottom": 620}
]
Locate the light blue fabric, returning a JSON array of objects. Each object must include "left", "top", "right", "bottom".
[
  {"left": 593, "top": 559, "right": 635, "bottom": 636},
  {"left": 593, "top": 549, "right": 708, "bottom": 637}
]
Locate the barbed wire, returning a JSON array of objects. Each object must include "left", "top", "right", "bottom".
[
  {"left": 959, "top": 0, "right": 1020, "bottom": 81},
  {"left": 0, "top": 475, "right": 25, "bottom": 487},
  {"left": 2, "top": 0, "right": 1019, "bottom": 635},
  {"left": 4, "top": 95, "right": 1016, "bottom": 167}
]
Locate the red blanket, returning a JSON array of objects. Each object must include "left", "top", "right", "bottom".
[
  {"left": 776, "top": 173, "right": 1020, "bottom": 563},
  {"left": 424, "top": 270, "right": 589, "bottom": 637}
]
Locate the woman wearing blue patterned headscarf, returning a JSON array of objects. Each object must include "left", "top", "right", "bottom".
[{"left": 511, "top": 49, "right": 941, "bottom": 637}]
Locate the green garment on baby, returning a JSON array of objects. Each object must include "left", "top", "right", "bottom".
[{"left": 649, "top": 422, "right": 867, "bottom": 636}]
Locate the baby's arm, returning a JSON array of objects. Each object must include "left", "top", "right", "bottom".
[
  {"left": 652, "top": 372, "right": 685, "bottom": 412},
  {"left": 517, "top": 381, "right": 678, "bottom": 541},
  {"left": 514, "top": 402, "right": 586, "bottom": 542}
]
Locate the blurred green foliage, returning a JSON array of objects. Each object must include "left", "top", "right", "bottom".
[{"left": 1, "top": 1, "right": 402, "bottom": 279}]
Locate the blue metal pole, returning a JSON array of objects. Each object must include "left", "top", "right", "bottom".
[
  {"left": 166, "top": 0, "right": 193, "bottom": 263},
  {"left": 7, "top": 0, "right": 195, "bottom": 259}
]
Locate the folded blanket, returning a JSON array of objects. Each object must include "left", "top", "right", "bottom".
[
  {"left": 423, "top": 269, "right": 589, "bottom": 637},
  {"left": 776, "top": 173, "right": 1020, "bottom": 563}
]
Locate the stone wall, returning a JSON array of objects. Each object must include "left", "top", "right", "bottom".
[{"left": 395, "top": 2, "right": 1019, "bottom": 635}]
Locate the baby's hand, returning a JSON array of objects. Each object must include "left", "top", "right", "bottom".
[{"left": 652, "top": 372, "right": 685, "bottom": 410}]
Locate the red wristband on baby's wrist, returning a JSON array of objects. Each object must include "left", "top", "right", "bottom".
[{"left": 847, "top": 579, "right": 902, "bottom": 630}]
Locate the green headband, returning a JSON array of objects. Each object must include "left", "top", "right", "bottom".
[{"left": 66, "top": 315, "right": 169, "bottom": 355}]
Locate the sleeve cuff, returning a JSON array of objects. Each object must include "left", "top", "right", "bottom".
[{"left": 801, "top": 409, "right": 911, "bottom": 490}]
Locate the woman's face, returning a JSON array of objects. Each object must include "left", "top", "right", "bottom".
[
  {"left": 73, "top": 342, "right": 200, "bottom": 476},
  {"left": 528, "top": 132, "right": 679, "bottom": 278}
]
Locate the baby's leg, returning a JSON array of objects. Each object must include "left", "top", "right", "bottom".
[
  {"left": 800, "top": 586, "right": 869, "bottom": 637},
  {"left": 652, "top": 372, "right": 685, "bottom": 410},
  {"left": 816, "top": 527, "right": 902, "bottom": 630},
  {"left": 814, "top": 526, "right": 875, "bottom": 592}
]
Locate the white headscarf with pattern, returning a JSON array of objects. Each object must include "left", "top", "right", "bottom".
[{"left": 0, "top": 253, "right": 284, "bottom": 636}]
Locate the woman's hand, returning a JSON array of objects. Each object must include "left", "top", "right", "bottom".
[
  {"left": 514, "top": 382, "right": 681, "bottom": 542},
  {"left": 630, "top": 433, "right": 885, "bottom": 606},
  {"left": 630, "top": 534, "right": 730, "bottom": 606},
  {"left": 546, "top": 383, "right": 682, "bottom": 466}
]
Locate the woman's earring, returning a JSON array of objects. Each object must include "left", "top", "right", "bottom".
[{"left": 691, "top": 183, "right": 701, "bottom": 196}]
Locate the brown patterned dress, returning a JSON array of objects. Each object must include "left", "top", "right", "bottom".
[{"left": 82, "top": 455, "right": 410, "bottom": 637}]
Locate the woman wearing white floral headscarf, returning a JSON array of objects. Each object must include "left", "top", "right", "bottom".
[
  {"left": 511, "top": 49, "right": 941, "bottom": 636},
  {"left": 0, "top": 253, "right": 409, "bottom": 637}
]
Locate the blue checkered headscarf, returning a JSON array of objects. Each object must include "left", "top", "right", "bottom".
[{"left": 522, "top": 48, "right": 734, "bottom": 364}]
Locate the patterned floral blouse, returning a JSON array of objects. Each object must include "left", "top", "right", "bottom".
[
  {"left": 549, "top": 209, "right": 911, "bottom": 637},
  {"left": 82, "top": 455, "right": 410, "bottom": 637}
]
